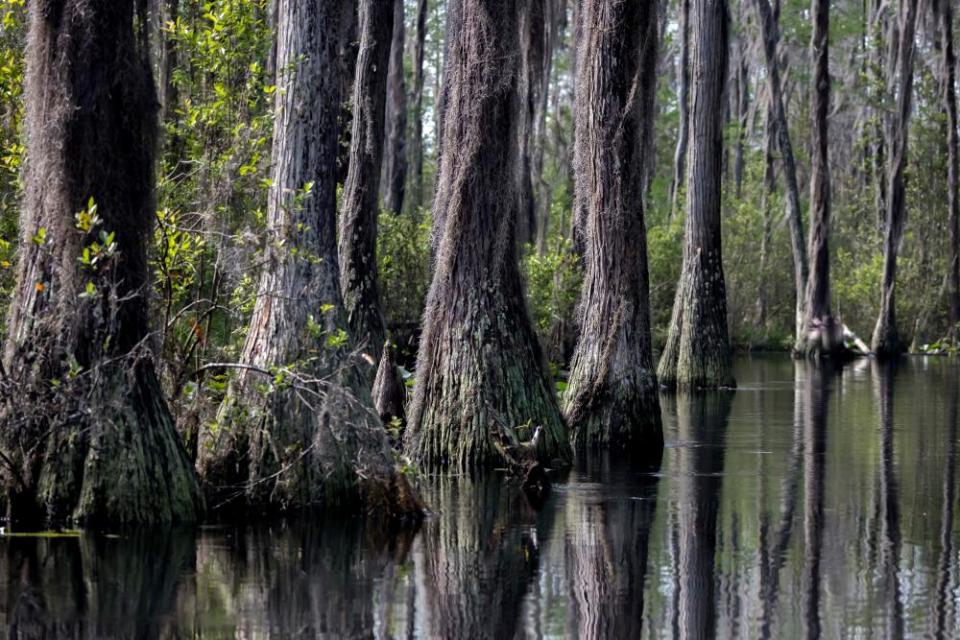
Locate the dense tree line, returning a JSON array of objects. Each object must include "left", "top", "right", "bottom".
[{"left": 0, "top": 0, "right": 956, "bottom": 525}]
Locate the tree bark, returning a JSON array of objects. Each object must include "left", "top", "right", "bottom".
[
  {"left": 755, "top": 97, "right": 777, "bottom": 328},
  {"left": 938, "top": 0, "right": 960, "bottom": 339},
  {"left": 733, "top": 5, "right": 749, "bottom": 200},
  {"left": 338, "top": 0, "right": 394, "bottom": 369},
  {"left": 381, "top": 0, "right": 407, "bottom": 215},
  {"left": 753, "top": 0, "right": 809, "bottom": 340},
  {"left": 516, "top": 0, "right": 548, "bottom": 247},
  {"left": 0, "top": 0, "right": 202, "bottom": 526},
  {"left": 404, "top": 0, "right": 571, "bottom": 471},
  {"left": 670, "top": 0, "right": 691, "bottom": 216},
  {"left": 196, "top": 0, "right": 422, "bottom": 520},
  {"left": 872, "top": 0, "right": 918, "bottom": 358},
  {"left": 797, "top": 0, "right": 844, "bottom": 358},
  {"left": 408, "top": 0, "right": 429, "bottom": 213},
  {"left": 657, "top": 0, "right": 735, "bottom": 391},
  {"left": 563, "top": 0, "right": 663, "bottom": 456}
]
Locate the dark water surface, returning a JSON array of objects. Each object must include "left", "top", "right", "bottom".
[{"left": 2, "top": 356, "right": 959, "bottom": 638}]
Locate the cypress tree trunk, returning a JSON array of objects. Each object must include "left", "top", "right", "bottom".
[
  {"left": 733, "top": 9, "right": 749, "bottom": 200},
  {"left": 797, "top": 0, "right": 844, "bottom": 358},
  {"left": 670, "top": 0, "right": 691, "bottom": 216},
  {"left": 755, "top": 98, "right": 777, "bottom": 328},
  {"left": 563, "top": 0, "right": 663, "bottom": 455},
  {"left": 872, "top": 0, "right": 918, "bottom": 358},
  {"left": 381, "top": 0, "right": 407, "bottom": 215},
  {"left": 754, "top": 0, "right": 809, "bottom": 340},
  {"left": 516, "top": 0, "right": 546, "bottom": 247},
  {"left": 939, "top": 0, "right": 960, "bottom": 339},
  {"left": 405, "top": 0, "right": 570, "bottom": 471},
  {"left": 196, "top": 0, "right": 422, "bottom": 519},
  {"left": 657, "top": 0, "right": 735, "bottom": 391},
  {"left": 0, "top": 0, "right": 202, "bottom": 526},
  {"left": 409, "top": 0, "right": 429, "bottom": 213},
  {"left": 338, "top": 0, "right": 393, "bottom": 367}
]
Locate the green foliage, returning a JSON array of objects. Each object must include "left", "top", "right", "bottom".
[
  {"left": 377, "top": 208, "right": 432, "bottom": 328},
  {"left": 521, "top": 236, "right": 582, "bottom": 364}
]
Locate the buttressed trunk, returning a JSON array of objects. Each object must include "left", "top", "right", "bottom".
[
  {"left": 405, "top": 0, "right": 571, "bottom": 471},
  {"left": 871, "top": 0, "right": 918, "bottom": 358},
  {"left": 338, "top": 0, "right": 394, "bottom": 369},
  {"left": 0, "top": 0, "right": 202, "bottom": 526},
  {"left": 196, "top": 0, "right": 422, "bottom": 520},
  {"left": 563, "top": 0, "right": 663, "bottom": 455},
  {"left": 797, "top": 0, "right": 844, "bottom": 358},
  {"left": 657, "top": 0, "right": 735, "bottom": 390}
]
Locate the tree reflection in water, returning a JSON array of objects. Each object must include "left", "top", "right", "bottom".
[
  {"left": 1, "top": 357, "right": 960, "bottom": 638},
  {"left": 564, "top": 449, "right": 662, "bottom": 637}
]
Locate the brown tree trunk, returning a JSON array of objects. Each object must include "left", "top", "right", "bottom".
[
  {"left": 670, "top": 0, "right": 691, "bottom": 217},
  {"left": 872, "top": 0, "right": 918, "bottom": 358},
  {"left": 0, "top": 0, "right": 202, "bottom": 526},
  {"left": 408, "top": 0, "right": 429, "bottom": 213},
  {"left": 939, "top": 0, "right": 960, "bottom": 339},
  {"left": 196, "top": 0, "right": 422, "bottom": 520},
  {"left": 797, "top": 0, "right": 844, "bottom": 358},
  {"left": 404, "top": 0, "right": 570, "bottom": 471},
  {"left": 336, "top": 1, "right": 360, "bottom": 185},
  {"left": 516, "top": 0, "right": 545, "bottom": 247},
  {"left": 657, "top": 0, "right": 735, "bottom": 391},
  {"left": 338, "top": 0, "right": 394, "bottom": 368},
  {"left": 381, "top": 0, "right": 407, "bottom": 215},
  {"left": 733, "top": 6, "right": 749, "bottom": 200},
  {"left": 754, "top": 0, "right": 809, "bottom": 340},
  {"left": 563, "top": 0, "right": 663, "bottom": 456}
]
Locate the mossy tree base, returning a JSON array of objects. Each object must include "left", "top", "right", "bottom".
[
  {"left": 406, "top": 299, "right": 570, "bottom": 472},
  {"left": 197, "top": 362, "right": 423, "bottom": 522},
  {"left": 658, "top": 249, "right": 736, "bottom": 391},
  {"left": 3, "top": 363, "right": 203, "bottom": 527}
]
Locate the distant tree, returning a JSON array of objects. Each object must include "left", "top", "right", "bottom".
[
  {"left": 339, "top": 0, "right": 394, "bottom": 367},
  {"left": 381, "top": 0, "right": 407, "bottom": 215},
  {"left": 797, "top": 0, "right": 844, "bottom": 357},
  {"left": 937, "top": 0, "right": 960, "bottom": 339},
  {"left": 0, "top": 0, "right": 202, "bottom": 525},
  {"left": 872, "top": 0, "right": 919, "bottom": 357},
  {"left": 754, "top": 0, "right": 809, "bottom": 341},
  {"left": 657, "top": 0, "right": 735, "bottom": 390}
]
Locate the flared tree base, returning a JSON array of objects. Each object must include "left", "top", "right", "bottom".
[
  {"left": 198, "top": 369, "right": 424, "bottom": 523},
  {"left": 2, "top": 363, "right": 203, "bottom": 528}
]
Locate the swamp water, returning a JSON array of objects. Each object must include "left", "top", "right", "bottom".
[{"left": 1, "top": 355, "right": 959, "bottom": 638}]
